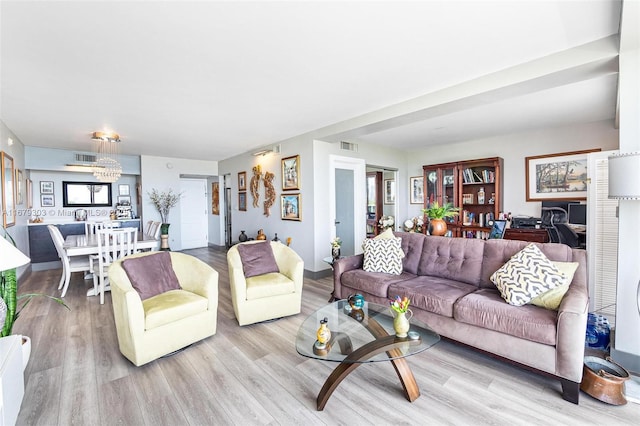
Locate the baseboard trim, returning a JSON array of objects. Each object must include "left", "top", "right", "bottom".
[{"left": 611, "top": 347, "right": 640, "bottom": 375}]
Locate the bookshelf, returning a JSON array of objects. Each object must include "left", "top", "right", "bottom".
[{"left": 423, "top": 157, "right": 503, "bottom": 238}]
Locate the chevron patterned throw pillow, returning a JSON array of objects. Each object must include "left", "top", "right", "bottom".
[
  {"left": 490, "top": 243, "right": 565, "bottom": 306},
  {"left": 363, "top": 237, "right": 404, "bottom": 275}
]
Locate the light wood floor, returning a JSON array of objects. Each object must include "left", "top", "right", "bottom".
[{"left": 14, "top": 247, "right": 640, "bottom": 425}]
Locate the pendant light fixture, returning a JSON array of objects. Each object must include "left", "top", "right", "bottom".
[{"left": 91, "top": 131, "right": 122, "bottom": 183}]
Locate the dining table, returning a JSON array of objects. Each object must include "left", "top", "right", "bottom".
[{"left": 63, "top": 232, "right": 160, "bottom": 296}]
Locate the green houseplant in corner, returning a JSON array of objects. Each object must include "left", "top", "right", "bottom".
[
  {"left": 1, "top": 229, "right": 69, "bottom": 369},
  {"left": 148, "top": 188, "right": 182, "bottom": 251},
  {"left": 422, "top": 201, "right": 460, "bottom": 236}
]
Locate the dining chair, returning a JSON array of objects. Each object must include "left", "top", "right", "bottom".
[
  {"left": 91, "top": 227, "right": 138, "bottom": 304},
  {"left": 151, "top": 221, "right": 162, "bottom": 239},
  {"left": 144, "top": 220, "right": 154, "bottom": 237},
  {"left": 47, "top": 225, "right": 91, "bottom": 297},
  {"left": 85, "top": 220, "right": 119, "bottom": 235}
]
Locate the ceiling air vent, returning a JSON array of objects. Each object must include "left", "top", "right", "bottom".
[
  {"left": 75, "top": 153, "right": 97, "bottom": 163},
  {"left": 272, "top": 144, "right": 281, "bottom": 154},
  {"left": 340, "top": 141, "right": 358, "bottom": 152}
]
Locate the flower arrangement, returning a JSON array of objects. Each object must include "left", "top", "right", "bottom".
[
  {"left": 330, "top": 237, "right": 342, "bottom": 248},
  {"left": 389, "top": 295, "right": 410, "bottom": 314},
  {"left": 148, "top": 188, "right": 182, "bottom": 224},
  {"left": 378, "top": 215, "right": 395, "bottom": 230},
  {"left": 403, "top": 216, "right": 424, "bottom": 233}
]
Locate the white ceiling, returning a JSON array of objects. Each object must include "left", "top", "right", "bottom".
[{"left": 0, "top": 1, "right": 621, "bottom": 161}]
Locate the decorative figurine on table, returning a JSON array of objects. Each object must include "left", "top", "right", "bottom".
[
  {"left": 346, "top": 293, "right": 365, "bottom": 321},
  {"left": 314, "top": 317, "right": 331, "bottom": 352}
]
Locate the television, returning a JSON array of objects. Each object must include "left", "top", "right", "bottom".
[{"left": 568, "top": 203, "right": 587, "bottom": 225}]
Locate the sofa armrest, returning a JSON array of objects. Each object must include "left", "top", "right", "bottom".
[
  {"left": 555, "top": 252, "right": 589, "bottom": 382},
  {"left": 332, "top": 254, "right": 364, "bottom": 299}
]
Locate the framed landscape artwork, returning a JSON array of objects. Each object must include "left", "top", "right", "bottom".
[
  {"left": 281, "top": 155, "right": 300, "bottom": 190},
  {"left": 409, "top": 176, "right": 424, "bottom": 204},
  {"left": 281, "top": 193, "right": 301, "bottom": 221},
  {"left": 525, "top": 149, "right": 600, "bottom": 201}
]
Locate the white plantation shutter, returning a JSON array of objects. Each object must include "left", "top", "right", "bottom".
[{"left": 588, "top": 152, "right": 619, "bottom": 325}]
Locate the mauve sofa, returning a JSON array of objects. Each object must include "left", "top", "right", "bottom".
[{"left": 332, "top": 232, "right": 588, "bottom": 403}]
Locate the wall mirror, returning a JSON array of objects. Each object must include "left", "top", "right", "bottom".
[
  {"left": 62, "top": 181, "right": 112, "bottom": 207},
  {"left": 1, "top": 151, "right": 15, "bottom": 227}
]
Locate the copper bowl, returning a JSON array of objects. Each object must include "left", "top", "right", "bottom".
[{"left": 580, "top": 356, "right": 630, "bottom": 405}]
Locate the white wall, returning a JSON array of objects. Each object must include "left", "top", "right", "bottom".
[
  {"left": 405, "top": 120, "right": 619, "bottom": 219},
  {"left": 140, "top": 155, "right": 218, "bottom": 251},
  {"left": 0, "top": 120, "right": 29, "bottom": 278}
]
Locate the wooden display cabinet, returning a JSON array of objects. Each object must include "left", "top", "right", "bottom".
[{"left": 423, "top": 157, "right": 503, "bottom": 238}]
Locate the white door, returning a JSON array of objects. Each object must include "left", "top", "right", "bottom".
[
  {"left": 329, "top": 155, "right": 366, "bottom": 254},
  {"left": 180, "top": 178, "right": 208, "bottom": 249}
]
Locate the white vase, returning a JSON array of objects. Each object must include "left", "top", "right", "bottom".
[{"left": 20, "top": 335, "right": 31, "bottom": 370}]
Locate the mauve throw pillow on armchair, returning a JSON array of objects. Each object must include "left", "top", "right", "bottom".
[
  {"left": 122, "top": 252, "right": 182, "bottom": 300},
  {"left": 237, "top": 242, "right": 280, "bottom": 278}
]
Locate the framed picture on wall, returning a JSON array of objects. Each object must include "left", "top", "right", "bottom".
[
  {"left": 409, "top": 176, "right": 424, "bottom": 204},
  {"left": 41, "top": 194, "right": 54, "bottom": 207},
  {"left": 238, "top": 192, "right": 247, "bottom": 211},
  {"left": 15, "top": 169, "right": 23, "bottom": 205},
  {"left": 238, "top": 171, "right": 247, "bottom": 191},
  {"left": 281, "top": 193, "right": 301, "bottom": 221},
  {"left": 118, "top": 184, "right": 130, "bottom": 196},
  {"left": 26, "top": 178, "right": 33, "bottom": 209},
  {"left": 281, "top": 155, "right": 300, "bottom": 190},
  {"left": 212, "top": 182, "right": 220, "bottom": 215},
  {"left": 525, "top": 149, "right": 600, "bottom": 201},
  {"left": 1, "top": 151, "right": 15, "bottom": 227},
  {"left": 384, "top": 179, "right": 395, "bottom": 204},
  {"left": 40, "top": 180, "right": 54, "bottom": 194}
]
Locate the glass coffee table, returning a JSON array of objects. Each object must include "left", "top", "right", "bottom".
[{"left": 296, "top": 299, "right": 440, "bottom": 410}]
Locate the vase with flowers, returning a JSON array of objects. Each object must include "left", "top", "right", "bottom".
[
  {"left": 148, "top": 188, "right": 182, "bottom": 251},
  {"left": 389, "top": 295, "right": 412, "bottom": 337},
  {"left": 330, "top": 237, "right": 342, "bottom": 261},
  {"left": 378, "top": 215, "right": 395, "bottom": 231}
]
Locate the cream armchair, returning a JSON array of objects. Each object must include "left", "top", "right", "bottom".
[
  {"left": 227, "top": 241, "right": 304, "bottom": 326},
  {"left": 108, "top": 251, "right": 218, "bottom": 366}
]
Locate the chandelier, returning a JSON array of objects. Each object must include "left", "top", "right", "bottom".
[{"left": 91, "top": 131, "right": 122, "bottom": 183}]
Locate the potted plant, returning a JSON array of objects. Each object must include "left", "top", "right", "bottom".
[
  {"left": 148, "top": 188, "right": 182, "bottom": 251},
  {"left": 1, "top": 230, "right": 69, "bottom": 369},
  {"left": 422, "top": 201, "right": 460, "bottom": 236}
]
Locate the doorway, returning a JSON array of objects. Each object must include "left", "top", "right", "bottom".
[
  {"left": 180, "top": 178, "right": 208, "bottom": 249},
  {"left": 329, "top": 155, "right": 366, "bottom": 255}
]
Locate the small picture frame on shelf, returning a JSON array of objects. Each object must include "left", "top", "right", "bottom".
[{"left": 117, "top": 195, "right": 131, "bottom": 205}]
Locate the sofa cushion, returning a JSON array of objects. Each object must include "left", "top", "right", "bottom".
[
  {"left": 454, "top": 288, "right": 557, "bottom": 345},
  {"left": 393, "top": 231, "right": 425, "bottom": 275},
  {"left": 245, "top": 272, "right": 295, "bottom": 300},
  {"left": 237, "top": 242, "right": 280, "bottom": 278},
  {"left": 341, "top": 269, "right": 416, "bottom": 298},
  {"left": 490, "top": 243, "right": 565, "bottom": 306},
  {"left": 143, "top": 289, "right": 208, "bottom": 330},
  {"left": 530, "top": 261, "right": 579, "bottom": 310},
  {"left": 480, "top": 239, "right": 574, "bottom": 289},
  {"left": 389, "top": 276, "right": 478, "bottom": 318},
  {"left": 417, "top": 236, "right": 485, "bottom": 286},
  {"left": 363, "top": 237, "right": 404, "bottom": 275},
  {"left": 122, "top": 252, "right": 181, "bottom": 300}
]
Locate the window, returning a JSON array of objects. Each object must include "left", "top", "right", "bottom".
[{"left": 62, "top": 181, "right": 112, "bottom": 207}]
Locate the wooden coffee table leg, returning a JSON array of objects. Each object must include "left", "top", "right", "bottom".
[{"left": 316, "top": 335, "right": 420, "bottom": 410}]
